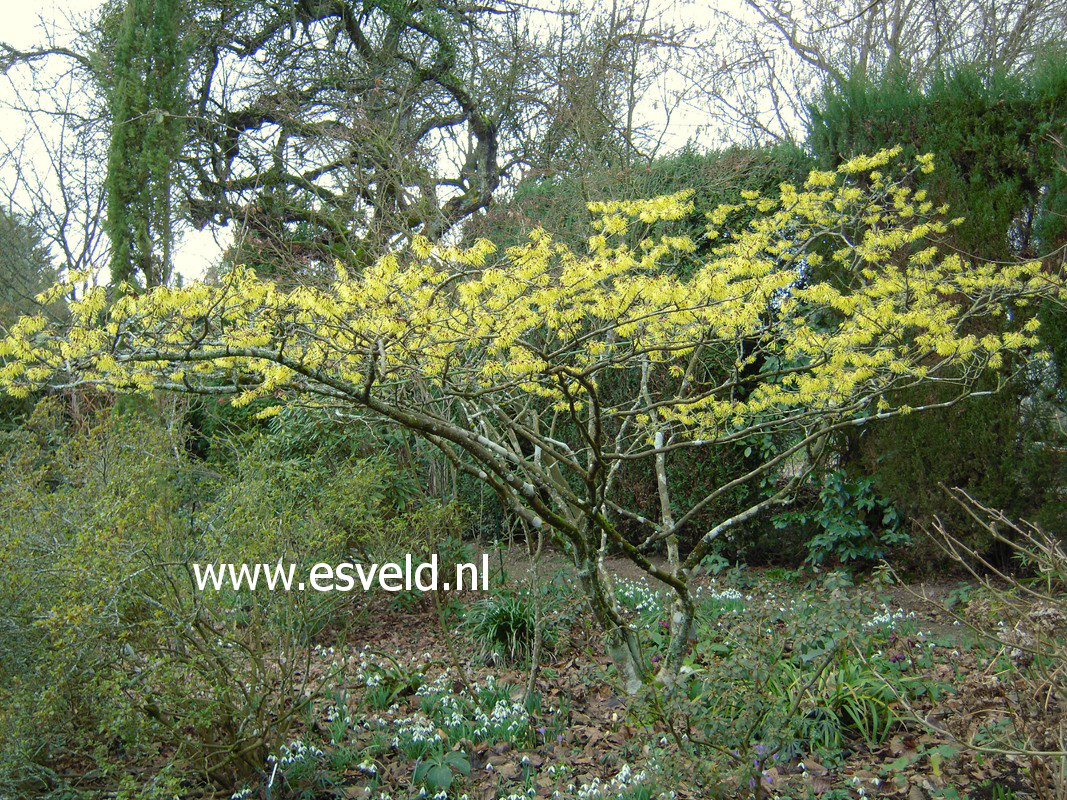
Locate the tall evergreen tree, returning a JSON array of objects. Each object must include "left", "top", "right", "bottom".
[{"left": 105, "top": 0, "right": 188, "bottom": 288}]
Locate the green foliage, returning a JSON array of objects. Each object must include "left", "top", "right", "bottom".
[
  {"left": 808, "top": 55, "right": 1067, "bottom": 548},
  {"left": 413, "top": 750, "right": 470, "bottom": 793},
  {"left": 269, "top": 739, "right": 343, "bottom": 800},
  {"left": 470, "top": 144, "right": 812, "bottom": 265},
  {"left": 195, "top": 403, "right": 464, "bottom": 566},
  {"left": 772, "top": 650, "right": 899, "bottom": 751},
  {"left": 809, "top": 56, "right": 1067, "bottom": 262},
  {"left": 986, "top": 782, "right": 1019, "bottom": 800},
  {"left": 464, "top": 586, "right": 546, "bottom": 665},
  {"left": 0, "top": 397, "right": 456, "bottom": 796},
  {"left": 363, "top": 656, "right": 424, "bottom": 711},
  {"left": 859, "top": 385, "right": 1064, "bottom": 562},
  {"left": 775, "top": 469, "right": 909, "bottom": 566},
  {"left": 0, "top": 208, "right": 58, "bottom": 425},
  {"left": 0, "top": 206, "right": 56, "bottom": 330},
  {"left": 632, "top": 572, "right": 945, "bottom": 795},
  {"left": 0, "top": 400, "right": 283, "bottom": 790},
  {"left": 415, "top": 674, "right": 536, "bottom": 748},
  {"left": 104, "top": 0, "right": 189, "bottom": 287}
]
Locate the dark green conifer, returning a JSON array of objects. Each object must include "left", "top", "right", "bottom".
[{"left": 105, "top": 0, "right": 188, "bottom": 289}]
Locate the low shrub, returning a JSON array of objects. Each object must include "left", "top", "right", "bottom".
[
  {"left": 0, "top": 397, "right": 450, "bottom": 796},
  {"left": 774, "top": 468, "right": 910, "bottom": 567},
  {"left": 464, "top": 587, "right": 549, "bottom": 665}
]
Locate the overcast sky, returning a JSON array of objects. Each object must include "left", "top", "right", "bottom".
[{"left": 6, "top": 0, "right": 99, "bottom": 48}]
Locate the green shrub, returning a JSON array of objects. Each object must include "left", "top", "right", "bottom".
[
  {"left": 0, "top": 397, "right": 449, "bottom": 796},
  {"left": 808, "top": 55, "right": 1067, "bottom": 553},
  {"left": 464, "top": 587, "right": 547, "bottom": 664},
  {"left": 774, "top": 469, "right": 909, "bottom": 567}
]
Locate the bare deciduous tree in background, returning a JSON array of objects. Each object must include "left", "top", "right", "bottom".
[
  {"left": 0, "top": 11, "right": 109, "bottom": 283},
  {"left": 1, "top": 0, "right": 693, "bottom": 285},
  {"left": 688, "top": 0, "right": 1067, "bottom": 143}
]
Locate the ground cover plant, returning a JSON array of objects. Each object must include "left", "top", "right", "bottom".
[{"left": 9, "top": 513, "right": 1057, "bottom": 800}]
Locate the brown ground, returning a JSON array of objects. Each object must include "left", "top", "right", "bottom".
[{"left": 295, "top": 548, "right": 1061, "bottom": 799}]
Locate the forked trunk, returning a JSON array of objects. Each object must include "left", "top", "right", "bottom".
[{"left": 575, "top": 551, "right": 649, "bottom": 694}]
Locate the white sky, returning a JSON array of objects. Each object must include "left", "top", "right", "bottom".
[
  {"left": 5, "top": 0, "right": 98, "bottom": 49},
  {"left": 2, "top": 0, "right": 749, "bottom": 284}
]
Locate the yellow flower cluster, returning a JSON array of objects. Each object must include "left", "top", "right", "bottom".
[{"left": 1, "top": 151, "right": 1062, "bottom": 441}]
